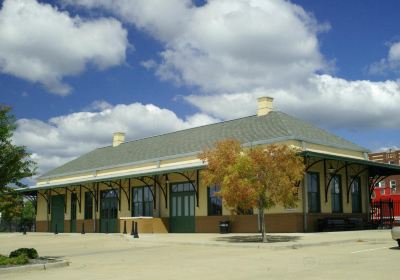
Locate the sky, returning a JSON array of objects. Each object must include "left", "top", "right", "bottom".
[{"left": 1, "top": 0, "right": 399, "bottom": 179}]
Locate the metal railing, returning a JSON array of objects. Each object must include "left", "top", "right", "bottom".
[{"left": 370, "top": 199, "right": 400, "bottom": 228}]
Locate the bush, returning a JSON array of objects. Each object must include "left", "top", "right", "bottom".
[
  {"left": 0, "top": 254, "right": 29, "bottom": 266},
  {"left": 9, "top": 248, "right": 38, "bottom": 259}
]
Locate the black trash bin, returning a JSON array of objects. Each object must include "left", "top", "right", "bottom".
[{"left": 219, "top": 220, "right": 230, "bottom": 234}]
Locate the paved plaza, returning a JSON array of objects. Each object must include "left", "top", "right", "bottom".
[{"left": 0, "top": 230, "right": 399, "bottom": 280}]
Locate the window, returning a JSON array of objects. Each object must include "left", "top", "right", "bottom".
[
  {"left": 132, "top": 186, "right": 153, "bottom": 217},
  {"left": 375, "top": 181, "right": 385, "bottom": 188},
  {"left": 351, "top": 177, "right": 361, "bottom": 213},
  {"left": 380, "top": 189, "right": 385, "bottom": 195},
  {"left": 84, "top": 192, "right": 93, "bottom": 220},
  {"left": 389, "top": 161, "right": 395, "bottom": 164},
  {"left": 207, "top": 186, "right": 222, "bottom": 216},
  {"left": 331, "top": 175, "right": 342, "bottom": 213},
  {"left": 390, "top": 180, "right": 397, "bottom": 188},
  {"left": 307, "top": 172, "right": 320, "bottom": 213},
  {"left": 391, "top": 188, "right": 397, "bottom": 194}
]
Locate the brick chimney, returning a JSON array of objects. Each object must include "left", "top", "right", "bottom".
[
  {"left": 112, "top": 132, "right": 125, "bottom": 147},
  {"left": 257, "top": 96, "right": 274, "bottom": 116}
]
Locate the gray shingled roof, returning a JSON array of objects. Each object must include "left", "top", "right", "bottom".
[{"left": 41, "top": 111, "right": 368, "bottom": 179}]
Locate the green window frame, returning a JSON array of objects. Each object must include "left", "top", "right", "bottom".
[
  {"left": 331, "top": 175, "right": 343, "bottom": 213},
  {"left": 351, "top": 176, "right": 362, "bottom": 213},
  {"left": 307, "top": 172, "right": 321, "bottom": 213},
  {"left": 207, "top": 186, "right": 222, "bottom": 216},
  {"left": 84, "top": 192, "right": 93, "bottom": 220},
  {"left": 132, "top": 186, "right": 153, "bottom": 217}
]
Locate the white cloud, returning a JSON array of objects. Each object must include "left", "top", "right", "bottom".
[
  {"left": 65, "top": 0, "right": 328, "bottom": 93},
  {"left": 368, "top": 42, "right": 400, "bottom": 75},
  {"left": 0, "top": 0, "right": 128, "bottom": 95},
  {"left": 51, "top": 2, "right": 400, "bottom": 137},
  {"left": 13, "top": 101, "right": 219, "bottom": 174},
  {"left": 186, "top": 74, "right": 400, "bottom": 129}
]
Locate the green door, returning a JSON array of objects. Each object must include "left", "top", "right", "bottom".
[
  {"left": 170, "top": 183, "right": 195, "bottom": 233},
  {"left": 70, "top": 193, "right": 77, "bottom": 232},
  {"left": 51, "top": 195, "right": 64, "bottom": 233},
  {"left": 100, "top": 190, "right": 118, "bottom": 233}
]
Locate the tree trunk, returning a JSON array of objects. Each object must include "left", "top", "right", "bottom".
[{"left": 259, "top": 206, "right": 267, "bottom": 242}]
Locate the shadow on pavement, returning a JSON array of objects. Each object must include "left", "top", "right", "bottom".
[{"left": 215, "top": 235, "right": 301, "bottom": 243}]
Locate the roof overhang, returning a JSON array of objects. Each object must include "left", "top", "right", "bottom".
[
  {"left": 301, "top": 151, "right": 400, "bottom": 176},
  {"left": 16, "top": 162, "right": 206, "bottom": 193}
]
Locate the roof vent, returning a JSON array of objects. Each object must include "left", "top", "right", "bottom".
[
  {"left": 257, "top": 96, "right": 274, "bottom": 116},
  {"left": 112, "top": 132, "right": 125, "bottom": 147}
]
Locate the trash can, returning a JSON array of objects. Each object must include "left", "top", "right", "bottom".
[{"left": 219, "top": 220, "right": 230, "bottom": 234}]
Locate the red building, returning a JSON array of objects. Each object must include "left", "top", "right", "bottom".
[
  {"left": 369, "top": 149, "right": 400, "bottom": 202},
  {"left": 369, "top": 149, "right": 400, "bottom": 223}
]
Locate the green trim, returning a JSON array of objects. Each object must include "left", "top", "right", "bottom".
[
  {"left": 16, "top": 165, "right": 205, "bottom": 193},
  {"left": 301, "top": 151, "right": 400, "bottom": 173}
]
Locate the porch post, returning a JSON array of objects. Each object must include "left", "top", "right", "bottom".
[{"left": 303, "top": 174, "right": 308, "bottom": 232}]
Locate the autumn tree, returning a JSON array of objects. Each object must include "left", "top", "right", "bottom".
[
  {"left": 0, "top": 105, "right": 36, "bottom": 193},
  {"left": 199, "top": 139, "right": 305, "bottom": 242}
]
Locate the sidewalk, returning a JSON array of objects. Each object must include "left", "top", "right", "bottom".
[{"left": 123, "top": 229, "right": 392, "bottom": 249}]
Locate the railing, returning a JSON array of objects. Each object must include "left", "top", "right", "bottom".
[{"left": 370, "top": 199, "right": 400, "bottom": 228}]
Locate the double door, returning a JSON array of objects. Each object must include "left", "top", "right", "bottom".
[
  {"left": 169, "top": 183, "right": 195, "bottom": 233},
  {"left": 100, "top": 190, "right": 118, "bottom": 233},
  {"left": 51, "top": 195, "right": 64, "bottom": 233}
]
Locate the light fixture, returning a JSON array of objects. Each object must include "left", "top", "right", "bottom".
[{"left": 327, "top": 164, "right": 336, "bottom": 174}]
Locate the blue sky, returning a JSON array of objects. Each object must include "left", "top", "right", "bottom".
[{"left": 1, "top": 0, "right": 399, "bottom": 175}]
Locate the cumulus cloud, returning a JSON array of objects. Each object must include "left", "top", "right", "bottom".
[
  {"left": 13, "top": 102, "right": 219, "bottom": 174},
  {"left": 0, "top": 0, "right": 128, "bottom": 95},
  {"left": 65, "top": 0, "right": 328, "bottom": 93},
  {"left": 368, "top": 42, "right": 400, "bottom": 75},
  {"left": 63, "top": 0, "right": 400, "bottom": 133},
  {"left": 185, "top": 74, "right": 400, "bottom": 129}
]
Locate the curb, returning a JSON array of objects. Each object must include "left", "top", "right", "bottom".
[{"left": 0, "top": 260, "right": 69, "bottom": 274}]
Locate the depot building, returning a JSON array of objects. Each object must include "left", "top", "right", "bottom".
[{"left": 18, "top": 97, "right": 400, "bottom": 234}]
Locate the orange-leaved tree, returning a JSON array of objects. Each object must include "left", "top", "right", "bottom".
[{"left": 199, "top": 139, "right": 305, "bottom": 242}]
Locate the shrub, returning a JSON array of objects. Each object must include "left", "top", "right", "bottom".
[
  {"left": 0, "top": 254, "right": 29, "bottom": 266},
  {"left": 9, "top": 248, "right": 38, "bottom": 259}
]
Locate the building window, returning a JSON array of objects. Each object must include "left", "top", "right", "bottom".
[
  {"left": 390, "top": 180, "right": 397, "bottom": 188},
  {"left": 207, "top": 186, "right": 222, "bottom": 216},
  {"left": 380, "top": 189, "right": 385, "bottom": 195},
  {"left": 331, "top": 175, "right": 342, "bottom": 213},
  {"left": 375, "top": 181, "right": 385, "bottom": 188},
  {"left": 84, "top": 192, "right": 93, "bottom": 220},
  {"left": 389, "top": 161, "right": 395, "bottom": 164},
  {"left": 391, "top": 188, "right": 397, "bottom": 194},
  {"left": 132, "top": 187, "right": 153, "bottom": 217},
  {"left": 307, "top": 172, "right": 320, "bottom": 213},
  {"left": 351, "top": 177, "right": 362, "bottom": 213}
]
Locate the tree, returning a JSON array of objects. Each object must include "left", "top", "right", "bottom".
[
  {"left": 0, "top": 192, "right": 23, "bottom": 231},
  {"left": 0, "top": 105, "right": 36, "bottom": 193},
  {"left": 199, "top": 139, "right": 305, "bottom": 242}
]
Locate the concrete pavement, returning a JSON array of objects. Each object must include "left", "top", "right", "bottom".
[{"left": 0, "top": 230, "right": 399, "bottom": 280}]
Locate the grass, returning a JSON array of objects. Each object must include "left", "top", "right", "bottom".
[
  {"left": 0, "top": 248, "right": 39, "bottom": 266},
  {"left": 0, "top": 254, "right": 29, "bottom": 266}
]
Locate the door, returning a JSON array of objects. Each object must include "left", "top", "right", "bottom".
[
  {"left": 100, "top": 190, "right": 118, "bottom": 233},
  {"left": 51, "top": 195, "right": 65, "bottom": 233},
  {"left": 70, "top": 193, "right": 77, "bottom": 232},
  {"left": 170, "top": 182, "right": 195, "bottom": 233}
]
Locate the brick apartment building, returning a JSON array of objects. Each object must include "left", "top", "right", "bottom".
[{"left": 369, "top": 149, "right": 400, "bottom": 200}]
